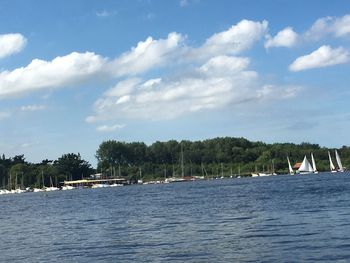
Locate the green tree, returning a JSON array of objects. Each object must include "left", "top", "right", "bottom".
[{"left": 54, "top": 153, "right": 94, "bottom": 181}]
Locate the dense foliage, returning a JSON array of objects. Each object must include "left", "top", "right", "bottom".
[
  {"left": 0, "top": 153, "right": 94, "bottom": 189},
  {"left": 96, "top": 137, "right": 350, "bottom": 180}
]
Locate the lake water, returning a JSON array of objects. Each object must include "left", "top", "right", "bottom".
[{"left": 1, "top": 173, "right": 350, "bottom": 262}]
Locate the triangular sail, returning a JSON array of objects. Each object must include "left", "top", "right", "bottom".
[
  {"left": 298, "top": 156, "right": 313, "bottom": 172},
  {"left": 328, "top": 151, "right": 336, "bottom": 171},
  {"left": 311, "top": 153, "right": 317, "bottom": 172},
  {"left": 335, "top": 150, "right": 344, "bottom": 172},
  {"left": 287, "top": 156, "right": 293, "bottom": 174}
]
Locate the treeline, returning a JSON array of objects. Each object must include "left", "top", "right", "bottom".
[
  {"left": 2, "top": 137, "right": 349, "bottom": 188},
  {"left": 96, "top": 137, "right": 350, "bottom": 180},
  {"left": 0, "top": 153, "right": 94, "bottom": 189}
]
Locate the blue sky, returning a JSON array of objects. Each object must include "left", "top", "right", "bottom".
[{"left": 1, "top": 0, "right": 350, "bottom": 167}]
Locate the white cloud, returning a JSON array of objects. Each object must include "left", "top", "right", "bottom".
[
  {"left": 96, "top": 124, "right": 126, "bottom": 132},
  {"left": 0, "top": 20, "right": 268, "bottom": 100},
  {"left": 20, "top": 104, "right": 46, "bottom": 111},
  {"left": 0, "top": 33, "right": 27, "bottom": 59},
  {"left": 289, "top": 45, "right": 349, "bottom": 72},
  {"left": 88, "top": 55, "right": 296, "bottom": 122},
  {"left": 83, "top": 20, "right": 300, "bottom": 123},
  {"left": 199, "top": 55, "right": 250, "bottom": 74},
  {"left": 305, "top": 14, "right": 350, "bottom": 41},
  {"left": 265, "top": 27, "right": 298, "bottom": 48},
  {"left": 257, "top": 85, "right": 300, "bottom": 99},
  {"left": 0, "top": 52, "right": 105, "bottom": 98},
  {"left": 103, "top": 78, "right": 141, "bottom": 97},
  {"left": 190, "top": 20, "right": 268, "bottom": 60},
  {"left": 107, "top": 32, "right": 184, "bottom": 77},
  {"left": 0, "top": 19, "right": 299, "bottom": 126}
]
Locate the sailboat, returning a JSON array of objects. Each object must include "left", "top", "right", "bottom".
[
  {"left": 287, "top": 156, "right": 294, "bottom": 175},
  {"left": 311, "top": 153, "right": 318, "bottom": 174},
  {"left": 328, "top": 151, "right": 337, "bottom": 173},
  {"left": 46, "top": 176, "right": 60, "bottom": 191},
  {"left": 297, "top": 156, "right": 314, "bottom": 174},
  {"left": 335, "top": 150, "right": 344, "bottom": 172},
  {"left": 165, "top": 143, "right": 186, "bottom": 183}
]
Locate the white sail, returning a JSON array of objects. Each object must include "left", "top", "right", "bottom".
[
  {"left": 328, "top": 151, "right": 336, "bottom": 171},
  {"left": 298, "top": 156, "right": 314, "bottom": 173},
  {"left": 287, "top": 156, "right": 294, "bottom": 174},
  {"left": 311, "top": 153, "right": 317, "bottom": 173},
  {"left": 335, "top": 150, "right": 344, "bottom": 172}
]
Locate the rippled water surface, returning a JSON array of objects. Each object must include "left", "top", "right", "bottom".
[{"left": 1, "top": 173, "right": 350, "bottom": 262}]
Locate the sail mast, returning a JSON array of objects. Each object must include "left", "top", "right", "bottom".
[{"left": 181, "top": 142, "right": 184, "bottom": 178}]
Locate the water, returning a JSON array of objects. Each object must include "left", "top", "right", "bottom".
[{"left": 1, "top": 173, "right": 350, "bottom": 262}]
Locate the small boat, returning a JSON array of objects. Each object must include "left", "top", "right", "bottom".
[
  {"left": 110, "top": 183, "right": 123, "bottom": 187},
  {"left": 297, "top": 156, "right": 314, "bottom": 174},
  {"left": 287, "top": 156, "right": 294, "bottom": 175},
  {"left": 45, "top": 177, "right": 60, "bottom": 191},
  {"left": 335, "top": 150, "right": 344, "bottom": 172},
  {"left": 258, "top": 173, "right": 270, "bottom": 177},
  {"left": 91, "top": 183, "right": 110, "bottom": 188},
  {"left": 61, "top": 185, "right": 76, "bottom": 190},
  {"left": 311, "top": 153, "right": 318, "bottom": 174},
  {"left": 33, "top": 188, "right": 44, "bottom": 192},
  {"left": 328, "top": 151, "right": 337, "bottom": 173}
]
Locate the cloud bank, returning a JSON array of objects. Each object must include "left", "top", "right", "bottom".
[{"left": 0, "top": 19, "right": 301, "bottom": 126}]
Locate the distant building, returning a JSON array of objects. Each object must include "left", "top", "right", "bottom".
[{"left": 90, "top": 173, "right": 102, "bottom": 179}]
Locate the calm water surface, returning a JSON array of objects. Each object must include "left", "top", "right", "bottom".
[{"left": 1, "top": 173, "right": 350, "bottom": 262}]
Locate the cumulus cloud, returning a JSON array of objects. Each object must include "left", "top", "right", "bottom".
[
  {"left": 107, "top": 32, "right": 185, "bottom": 77},
  {"left": 87, "top": 55, "right": 297, "bottom": 122},
  {"left": 20, "top": 104, "right": 46, "bottom": 111},
  {"left": 0, "top": 33, "right": 27, "bottom": 59},
  {"left": 265, "top": 14, "right": 350, "bottom": 49},
  {"left": 96, "top": 124, "right": 126, "bottom": 132},
  {"left": 84, "top": 19, "right": 301, "bottom": 123},
  {"left": 305, "top": 14, "right": 350, "bottom": 40},
  {"left": 289, "top": 45, "right": 349, "bottom": 71},
  {"left": 0, "top": 52, "right": 105, "bottom": 98},
  {"left": 265, "top": 27, "right": 298, "bottom": 48},
  {"left": 190, "top": 20, "right": 268, "bottom": 60},
  {"left": 0, "top": 20, "right": 269, "bottom": 100},
  {"left": 0, "top": 19, "right": 299, "bottom": 126}
]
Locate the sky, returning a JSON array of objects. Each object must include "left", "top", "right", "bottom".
[{"left": 1, "top": 0, "right": 350, "bottom": 167}]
